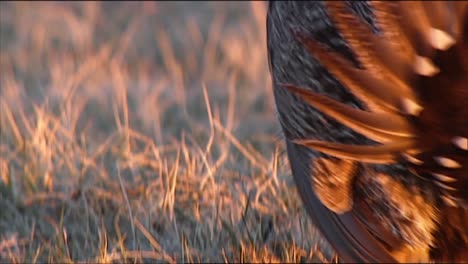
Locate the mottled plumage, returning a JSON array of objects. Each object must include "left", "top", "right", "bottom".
[{"left": 267, "top": 1, "right": 467, "bottom": 262}]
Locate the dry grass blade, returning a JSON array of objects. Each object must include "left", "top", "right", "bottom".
[
  {"left": 115, "top": 161, "right": 137, "bottom": 250},
  {"left": 133, "top": 217, "right": 175, "bottom": 264}
]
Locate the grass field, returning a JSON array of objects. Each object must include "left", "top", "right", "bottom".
[{"left": 0, "top": 2, "right": 335, "bottom": 263}]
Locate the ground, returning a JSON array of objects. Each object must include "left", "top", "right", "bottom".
[{"left": 0, "top": 2, "right": 334, "bottom": 263}]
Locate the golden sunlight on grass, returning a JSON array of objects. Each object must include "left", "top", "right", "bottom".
[{"left": 0, "top": 1, "right": 334, "bottom": 263}]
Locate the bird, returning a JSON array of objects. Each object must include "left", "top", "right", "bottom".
[{"left": 267, "top": 1, "right": 467, "bottom": 263}]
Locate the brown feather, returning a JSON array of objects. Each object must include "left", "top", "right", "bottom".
[
  {"left": 283, "top": 84, "right": 414, "bottom": 142},
  {"left": 297, "top": 36, "right": 416, "bottom": 113},
  {"left": 396, "top": 1, "right": 434, "bottom": 57},
  {"left": 294, "top": 139, "right": 415, "bottom": 164},
  {"left": 422, "top": 2, "right": 453, "bottom": 34},
  {"left": 325, "top": 1, "right": 416, "bottom": 91},
  {"left": 371, "top": 1, "right": 415, "bottom": 65},
  {"left": 311, "top": 158, "right": 357, "bottom": 214}
]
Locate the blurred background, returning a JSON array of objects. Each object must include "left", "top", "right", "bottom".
[{"left": 0, "top": 1, "right": 333, "bottom": 262}]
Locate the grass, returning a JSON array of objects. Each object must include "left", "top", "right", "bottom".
[{"left": 0, "top": 1, "right": 335, "bottom": 263}]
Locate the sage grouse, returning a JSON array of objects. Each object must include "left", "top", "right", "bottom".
[{"left": 267, "top": 1, "right": 467, "bottom": 263}]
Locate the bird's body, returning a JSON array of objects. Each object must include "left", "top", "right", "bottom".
[{"left": 267, "top": 1, "right": 467, "bottom": 262}]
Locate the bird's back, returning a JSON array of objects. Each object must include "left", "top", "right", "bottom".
[{"left": 267, "top": 1, "right": 467, "bottom": 262}]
